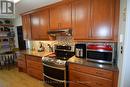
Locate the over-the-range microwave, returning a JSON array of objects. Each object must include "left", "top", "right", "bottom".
[{"left": 86, "top": 43, "right": 117, "bottom": 64}]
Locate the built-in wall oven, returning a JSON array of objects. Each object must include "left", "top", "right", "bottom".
[{"left": 42, "top": 45, "right": 74, "bottom": 87}]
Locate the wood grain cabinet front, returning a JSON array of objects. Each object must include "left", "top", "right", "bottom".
[
  {"left": 17, "top": 55, "right": 26, "bottom": 72},
  {"left": 69, "top": 63, "right": 118, "bottom": 87},
  {"left": 50, "top": 3, "right": 72, "bottom": 30},
  {"left": 26, "top": 55, "right": 43, "bottom": 80},
  {"left": 22, "top": 14, "right": 31, "bottom": 40},
  {"left": 72, "top": 0, "right": 91, "bottom": 40},
  {"left": 69, "top": 70, "right": 112, "bottom": 87},
  {"left": 90, "top": 0, "right": 115, "bottom": 40},
  {"left": 72, "top": 0, "right": 119, "bottom": 41},
  {"left": 31, "top": 9, "right": 49, "bottom": 40}
]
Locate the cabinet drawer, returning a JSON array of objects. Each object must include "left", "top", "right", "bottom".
[
  {"left": 26, "top": 55, "right": 42, "bottom": 62},
  {"left": 69, "top": 70, "right": 112, "bottom": 87},
  {"left": 69, "top": 63, "right": 113, "bottom": 79},
  {"left": 17, "top": 54, "right": 26, "bottom": 61},
  {"left": 27, "top": 68, "right": 42, "bottom": 80},
  {"left": 27, "top": 60, "right": 42, "bottom": 70},
  {"left": 69, "top": 82, "right": 90, "bottom": 87},
  {"left": 18, "top": 60, "right": 26, "bottom": 68}
]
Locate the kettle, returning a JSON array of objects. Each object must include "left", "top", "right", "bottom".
[{"left": 75, "top": 44, "right": 86, "bottom": 58}]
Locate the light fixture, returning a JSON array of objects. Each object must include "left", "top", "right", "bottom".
[{"left": 7, "top": 0, "right": 20, "bottom": 3}]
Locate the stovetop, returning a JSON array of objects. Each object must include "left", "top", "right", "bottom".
[
  {"left": 42, "top": 55, "right": 67, "bottom": 66},
  {"left": 42, "top": 45, "right": 74, "bottom": 66}
]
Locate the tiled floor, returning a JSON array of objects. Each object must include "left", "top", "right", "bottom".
[{"left": 0, "top": 68, "right": 44, "bottom": 87}]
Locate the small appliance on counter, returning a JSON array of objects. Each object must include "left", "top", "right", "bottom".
[
  {"left": 86, "top": 43, "right": 117, "bottom": 64},
  {"left": 75, "top": 43, "right": 86, "bottom": 58}
]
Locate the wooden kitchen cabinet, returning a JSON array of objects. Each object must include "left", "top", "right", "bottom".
[
  {"left": 22, "top": 14, "right": 31, "bottom": 40},
  {"left": 17, "top": 54, "right": 26, "bottom": 72},
  {"left": 21, "top": 0, "right": 119, "bottom": 41},
  {"left": 72, "top": 0, "right": 119, "bottom": 41},
  {"left": 50, "top": 3, "right": 72, "bottom": 30},
  {"left": 68, "top": 63, "right": 118, "bottom": 87},
  {"left": 31, "top": 9, "right": 49, "bottom": 40},
  {"left": 40, "top": 9, "right": 50, "bottom": 40},
  {"left": 26, "top": 55, "right": 43, "bottom": 80},
  {"left": 90, "top": 0, "right": 115, "bottom": 40},
  {"left": 31, "top": 12, "right": 40, "bottom": 40},
  {"left": 72, "top": 0, "right": 91, "bottom": 40}
]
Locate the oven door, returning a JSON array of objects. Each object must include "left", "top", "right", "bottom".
[
  {"left": 43, "top": 63, "right": 66, "bottom": 87},
  {"left": 87, "top": 50, "right": 113, "bottom": 64}
]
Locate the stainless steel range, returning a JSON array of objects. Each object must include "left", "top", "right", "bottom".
[{"left": 42, "top": 45, "right": 74, "bottom": 87}]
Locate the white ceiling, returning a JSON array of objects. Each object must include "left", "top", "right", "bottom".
[{"left": 15, "top": 0, "right": 62, "bottom": 14}]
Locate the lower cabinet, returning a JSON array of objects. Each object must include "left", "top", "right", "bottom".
[
  {"left": 69, "top": 82, "right": 90, "bottom": 87},
  {"left": 17, "top": 54, "right": 43, "bottom": 80},
  {"left": 68, "top": 63, "right": 118, "bottom": 87},
  {"left": 26, "top": 55, "right": 43, "bottom": 80},
  {"left": 17, "top": 54, "right": 26, "bottom": 72}
]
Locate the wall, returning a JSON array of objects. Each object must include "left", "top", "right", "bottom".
[
  {"left": 13, "top": 14, "right": 22, "bottom": 48},
  {"left": 117, "top": 0, "right": 126, "bottom": 86},
  {"left": 117, "top": 0, "right": 130, "bottom": 87},
  {"left": 119, "top": 0, "right": 130, "bottom": 86}
]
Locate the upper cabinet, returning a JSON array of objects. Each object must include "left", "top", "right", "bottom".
[
  {"left": 22, "top": 14, "right": 31, "bottom": 40},
  {"left": 31, "top": 12, "right": 40, "bottom": 40},
  {"left": 50, "top": 3, "right": 72, "bottom": 30},
  {"left": 21, "top": 0, "right": 119, "bottom": 42},
  {"left": 31, "top": 9, "right": 49, "bottom": 40},
  {"left": 72, "top": 0, "right": 119, "bottom": 41},
  {"left": 40, "top": 10, "right": 50, "bottom": 40},
  {"left": 91, "top": 0, "right": 115, "bottom": 40},
  {"left": 72, "top": 0, "right": 91, "bottom": 40}
]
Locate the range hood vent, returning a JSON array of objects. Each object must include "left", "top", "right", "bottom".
[{"left": 47, "top": 29, "right": 72, "bottom": 37}]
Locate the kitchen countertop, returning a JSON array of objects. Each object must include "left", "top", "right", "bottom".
[
  {"left": 67, "top": 56, "right": 118, "bottom": 71},
  {"left": 16, "top": 50, "right": 54, "bottom": 58},
  {"left": 17, "top": 50, "right": 118, "bottom": 71}
]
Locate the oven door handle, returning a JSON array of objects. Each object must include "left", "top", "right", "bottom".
[
  {"left": 43, "top": 73, "right": 65, "bottom": 83},
  {"left": 42, "top": 62, "right": 65, "bottom": 70}
]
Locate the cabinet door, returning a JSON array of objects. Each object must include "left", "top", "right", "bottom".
[
  {"left": 22, "top": 14, "right": 31, "bottom": 40},
  {"left": 39, "top": 9, "right": 49, "bottom": 40},
  {"left": 31, "top": 12, "right": 40, "bottom": 40},
  {"left": 59, "top": 3, "right": 72, "bottom": 29},
  {"left": 50, "top": 5, "right": 60, "bottom": 30},
  {"left": 91, "top": 0, "right": 115, "bottom": 40},
  {"left": 26, "top": 55, "right": 43, "bottom": 80},
  {"left": 17, "top": 54, "right": 26, "bottom": 72},
  {"left": 50, "top": 3, "right": 72, "bottom": 30},
  {"left": 69, "top": 70, "right": 112, "bottom": 87},
  {"left": 72, "top": 0, "right": 91, "bottom": 40}
]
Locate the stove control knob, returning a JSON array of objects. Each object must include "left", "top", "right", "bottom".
[{"left": 55, "top": 60, "right": 66, "bottom": 65}]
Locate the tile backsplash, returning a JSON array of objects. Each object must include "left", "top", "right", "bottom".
[
  {"left": 27, "top": 36, "right": 117, "bottom": 53},
  {"left": 28, "top": 36, "right": 75, "bottom": 52}
]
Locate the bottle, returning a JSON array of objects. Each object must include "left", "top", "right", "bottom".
[{"left": 38, "top": 42, "right": 44, "bottom": 52}]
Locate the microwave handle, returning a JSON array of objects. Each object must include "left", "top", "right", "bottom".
[{"left": 86, "top": 49, "right": 112, "bottom": 52}]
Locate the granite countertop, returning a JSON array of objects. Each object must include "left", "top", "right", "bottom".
[
  {"left": 16, "top": 50, "right": 54, "bottom": 58},
  {"left": 67, "top": 56, "right": 118, "bottom": 71}
]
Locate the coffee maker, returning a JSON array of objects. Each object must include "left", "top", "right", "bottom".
[{"left": 75, "top": 44, "right": 86, "bottom": 58}]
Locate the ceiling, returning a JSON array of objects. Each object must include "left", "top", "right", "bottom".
[{"left": 15, "top": 0, "right": 62, "bottom": 14}]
